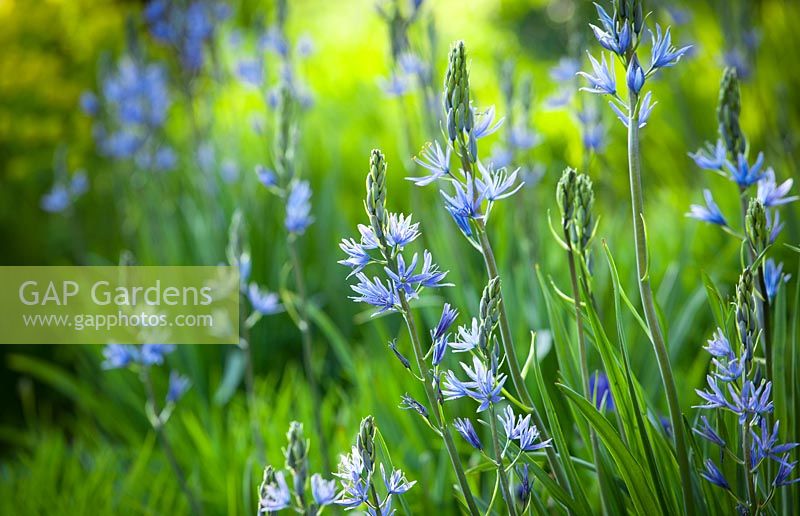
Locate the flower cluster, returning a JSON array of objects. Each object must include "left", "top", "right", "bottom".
[
  {"left": 693, "top": 271, "right": 799, "bottom": 496},
  {"left": 144, "top": 0, "right": 231, "bottom": 73},
  {"left": 259, "top": 417, "right": 415, "bottom": 514},
  {"left": 81, "top": 56, "right": 176, "bottom": 171},
  {"left": 580, "top": 1, "right": 691, "bottom": 129},
  {"left": 408, "top": 41, "right": 523, "bottom": 241},
  {"left": 340, "top": 150, "right": 450, "bottom": 316}
]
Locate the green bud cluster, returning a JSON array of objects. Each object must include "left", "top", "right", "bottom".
[
  {"left": 745, "top": 198, "right": 768, "bottom": 255},
  {"left": 557, "top": 168, "right": 596, "bottom": 255},
  {"left": 717, "top": 67, "right": 746, "bottom": 159},
  {"left": 616, "top": 0, "right": 643, "bottom": 37},
  {"left": 735, "top": 268, "right": 758, "bottom": 360},
  {"left": 259, "top": 465, "right": 276, "bottom": 502},
  {"left": 284, "top": 421, "right": 309, "bottom": 500},
  {"left": 478, "top": 277, "right": 502, "bottom": 351},
  {"left": 365, "top": 149, "right": 389, "bottom": 248},
  {"left": 356, "top": 415, "right": 377, "bottom": 474},
  {"left": 444, "top": 41, "right": 477, "bottom": 162}
]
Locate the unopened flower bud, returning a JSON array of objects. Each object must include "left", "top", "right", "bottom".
[
  {"left": 717, "top": 67, "right": 746, "bottom": 159},
  {"left": 745, "top": 198, "right": 768, "bottom": 254},
  {"left": 365, "top": 149, "right": 389, "bottom": 248}
]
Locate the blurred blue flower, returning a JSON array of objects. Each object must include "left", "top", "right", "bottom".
[
  {"left": 285, "top": 180, "right": 313, "bottom": 234},
  {"left": 236, "top": 59, "right": 264, "bottom": 86},
  {"left": 79, "top": 91, "right": 99, "bottom": 116},
  {"left": 259, "top": 471, "right": 291, "bottom": 511},
  {"left": 589, "top": 371, "right": 614, "bottom": 411},
  {"left": 380, "top": 72, "right": 411, "bottom": 97},
  {"left": 687, "top": 189, "right": 727, "bottom": 226},
  {"left": 166, "top": 370, "right": 190, "bottom": 403},
  {"left": 453, "top": 418, "right": 482, "bottom": 450},
  {"left": 102, "top": 344, "right": 139, "bottom": 369},
  {"left": 255, "top": 165, "right": 277, "bottom": 188},
  {"left": 140, "top": 344, "right": 176, "bottom": 366},
  {"left": 690, "top": 140, "right": 727, "bottom": 170},
  {"left": 311, "top": 474, "right": 337, "bottom": 506},
  {"left": 549, "top": 57, "right": 580, "bottom": 82},
  {"left": 399, "top": 393, "right": 428, "bottom": 418},
  {"left": 248, "top": 284, "right": 282, "bottom": 315},
  {"left": 296, "top": 34, "right": 315, "bottom": 58},
  {"left": 472, "top": 106, "right": 504, "bottom": 139},
  {"left": 40, "top": 185, "right": 71, "bottom": 213}
]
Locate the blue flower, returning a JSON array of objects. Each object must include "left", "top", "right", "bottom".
[
  {"left": 140, "top": 344, "right": 175, "bottom": 366},
  {"left": 579, "top": 52, "right": 616, "bottom": 95},
  {"left": 386, "top": 213, "right": 420, "bottom": 249},
  {"left": 590, "top": 9, "right": 630, "bottom": 56},
  {"left": 712, "top": 354, "right": 745, "bottom": 382},
  {"left": 69, "top": 170, "right": 89, "bottom": 196},
  {"left": 764, "top": 259, "right": 790, "bottom": 301},
  {"left": 256, "top": 165, "right": 277, "bottom": 188},
  {"left": 733, "top": 380, "right": 774, "bottom": 424},
  {"left": 432, "top": 335, "right": 448, "bottom": 366},
  {"left": 476, "top": 163, "right": 524, "bottom": 202},
  {"left": 499, "top": 406, "right": 552, "bottom": 451},
  {"left": 516, "top": 464, "right": 533, "bottom": 505},
  {"left": 450, "top": 318, "right": 480, "bottom": 353},
  {"left": 399, "top": 393, "right": 428, "bottom": 418},
  {"left": 334, "top": 447, "right": 370, "bottom": 508},
  {"left": 751, "top": 420, "right": 799, "bottom": 464},
  {"left": 549, "top": 57, "right": 580, "bottom": 81},
  {"left": 296, "top": 34, "right": 316, "bottom": 58},
  {"left": 768, "top": 209, "right": 784, "bottom": 243},
  {"left": 442, "top": 356, "right": 507, "bottom": 412},
  {"left": 166, "top": 370, "right": 190, "bottom": 403},
  {"left": 649, "top": 24, "right": 692, "bottom": 69},
  {"left": 508, "top": 125, "right": 540, "bottom": 150},
  {"left": 700, "top": 459, "right": 730, "bottom": 490},
  {"left": 757, "top": 168, "right": 798, "bottom": 207},
  {"left": 589, "top": 371, "right": 614, "bottom": 411},
  {"left": 236, "top": 59, "right": 264, "bottom": 86},
  {"left": 725, "top": 152, "right": 766, "bottom": 187},
  {"left": 385, "top": 251, "right": 451, "bottom": 295},
  {"left": 409, "top": 141, "right": 451, "bottom": 186},
  {"left": 80, "top": 91, "right": 99, "bottom": 116},
  {"left": 472, "top": 106, "right": 504, "bottom": 139},
  {"left": 441, "top": 174, "right": 485, "bottom": 222},
  {"left": 102, "top": 344, "right": 139, "bottom": 369},
  {"left": 40, "top": 185, "right": 71, "bottom": 213},
  {"left": 350, "top": 273, "right": 398, "bottom": 315},
  {"left": 248, "top": 284, "right": 282, "bottom": 315},
  {"left": 687, "top": 189, "right": 727, "bottom": 226},
  {"left": 259, "top": 471, "right": 291, "bottom": 511},
  {"left": 381, "top": 464, "right": 416, "bottom": 495},
  {"left": 380, "top": 72, "right": 411, "bottom": 97},
  {"left": 453, "top": 418, "right": 483, "bottom": 450},
  {"left": 432, "top": 303, "right": 458, "bottom": 341},
  {"left": 610, "top": 92, "right": 657, "bottom": 129},
  {"left": 626, "top": 55, "right": 645, "bottom": 95},
  {"left": 398, "top": 52, "right": 427, "bottom": 76},
  {"left": 311, "top": 474, "right": 338, "bottom": 506},
  {"left": 518, "top": 420, "right": 551, "bottom": 452},
  {"left": 773, "top": 456, "right": 800, "bottom": 487},
  {"left": 690, "top": 140, "right": 727, "bottom": 170},
  {"left": 285, "top": 180, "right": 313, "bottom": 234},
  {"left": 338, "top": 238, "right": 372, "bottom": 276},
  {"left": 693, "top": 415, "right": 726, "bottom": 447},
  {"left": 703, "top": 328, "right": 733, "bottom": 359},
  {"left": 259, "top": 26, "right": 288, "bottom": 56}
]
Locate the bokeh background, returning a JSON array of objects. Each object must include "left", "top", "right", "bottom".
[{"left": 1, "top": 0, "right": 798, "bottom": 513}]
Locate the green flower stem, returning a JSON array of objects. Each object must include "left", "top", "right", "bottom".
[
  {"left": 141, "top": 369, "right": 203, "bottom": 516},
  {"left": 397, "top": 290, "right": 481, "bottom": 516},
  {"left": 474, "top": 219, "right": 573, "bottom": 499},
  {"left": 564, "top": 235, "right": 608, "bottom": 515},
  {"left": 240, "top": 300, "right": 266, "bottom": 462},
  {"left": 758, "top": 264, "right": 772, "bottom": 382},
  {"left": 288, "top": 236, "right": 331, "bottom": 473},
  {"left": 489, "top": 404, "right": 518, "bottom": 516},
  {"left": 627, "top": 91, "right": 695, "bottom": 516}
]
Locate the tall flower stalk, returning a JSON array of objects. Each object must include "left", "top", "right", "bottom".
[
  {"left": 408, "top": 40, "right": 572, "bottom": 496},
  {"left": 578, "top": 1, "right": 695, "bottom": 513},
  {"left": 340, "top": 149, "right": 481, "bottom": 514}
]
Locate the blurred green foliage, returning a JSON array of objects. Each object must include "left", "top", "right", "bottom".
[{"left": 0, "top": 0, "right": 798, "bottom": 513}]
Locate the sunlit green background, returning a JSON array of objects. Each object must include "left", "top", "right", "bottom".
[{"left": 1, "top": 0, "right": 798, "bottom": 513}]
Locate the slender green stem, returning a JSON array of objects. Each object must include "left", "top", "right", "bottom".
[
  {"left": 627, "top": 92, "right": 695, "bottom": 516},
  {"left": 142, "top": 370, "right": 203, "bottom": 515},
  {"left": 565, "top": 239, "right": 608, "bottom": 515},
  {"left": 288, "top": 237, "right": 330, "bottom": 472},
  {"left": 758, "top": 265, "right": 772, "bottom": 382},
  {"left": 240, "top": 302, "right": 266, "bottom": 462},
  {"left": 475, "top": 220, "right": 573, "bottom": 498},
  {"left": 397, "top": 290, "right": 481, "bottom": 516},
  {"left": 489, "top": 404, "right": 518, "bottom": 516}
]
